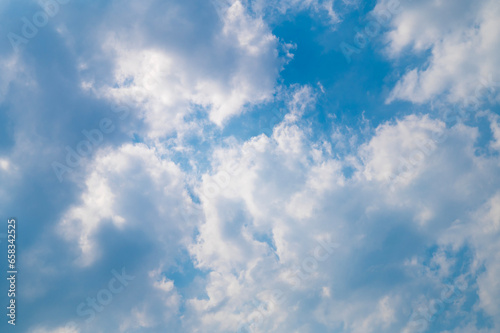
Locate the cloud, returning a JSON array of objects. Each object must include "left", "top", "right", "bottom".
[
  {"left": 438, "top": 191, "right": 500, "bottom": 326},
  {"left": 8, "top": 85, "right": 500, "bottom": 332},
  {"left": 182, "top": 102, "right": 500, "bottom": 332},
  {"left": 32, "top": 326, "right": 80, "bottom": 333},
  {"left": 1, "top": 0, "right": 499, "bottom": 331},
  {"left": 378, "top": 0, "right": 500, "bottom": 105},
  {"left": 358, "top": 114, "right": 446, "bottom": 185},
  {"left": 249, "top": 0, "right": 342, "bottom": 25},
  {"left": 58, "top": 143, "right": 196, "bottom": 267},
  {"left": 77, "top": 0, "right": 287, "bottom": 139}
]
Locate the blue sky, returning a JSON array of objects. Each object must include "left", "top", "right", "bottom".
[{"left": 1, "top": 0, "right": 500, "bottom": 332}]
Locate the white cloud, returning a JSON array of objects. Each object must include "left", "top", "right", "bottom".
[
  {"left": 249, "top": 0, "right": 342, "bottom": 25},
  {"left": 58, "top": 143, "right": 196, "bottom": 266},
  {"left": 82, "top": 0, "right": 285, "bottom": 138},
  {"left": 489, "top": 113, "right": 500, "bottom": 151},
  {"left": 438, "top": 191, "right": 500, "bottom": 325},
  {"left": 5, "top": 0, "right": 500, "bottom": 331},
  {"left": 181, "top": 106, "right": 500, "bottom": 332},
  {"left": 379, "top": 0, "right": 500, "bottom": 105},
  {"left": 358, "top": 114, "right": 446, "bottom": 185}
]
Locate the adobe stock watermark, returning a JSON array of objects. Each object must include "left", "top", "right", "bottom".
[
  {"left": 76, "top": 267, "right": 135, "bottom": 322},
  {"left": 60, "top": 267, "right": 135, "bottom": 331},
  {"left": 51, "top": 105, "right": 129, "bottom": 182},
  {"left": 236, "top": 289, "right": 286, "bottom": 333},
  {"left": 237, "top": 238, "right": 339, "bottom": 332},
  {"left": 340, "top": 0, "right": 403, "bottom": 63},
  {"left": 404, "top": 276, "right": 469, "bottom": 332},
  {"left": 285, "top": 238, "right": 339, "bottom": 287},
  {"left": 7, "top": 0, "right": 71, "bottom": 51}
]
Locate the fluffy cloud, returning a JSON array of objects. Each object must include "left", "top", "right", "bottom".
[
  {"left": 2, "top": 0, "right": 500, "bottom": 331},
  {"left": 183, "top": 96, "right": 500, "bottom": 332},
  {"left": 22, "top": 142, "right": 201, "bottom": 332},
  {"left": 58, "top": 143, "right": 196, "bottom": 266},
  {"left": 358, "top": 114, "right": 446, "bottom": 185},
  {"left": 378, "top": 0, "right": 500, "bottom": 105},
  {"left": 78, "top": 0, "right": 286, "bottom": 139},
  {"left": 437, "top": 191, "right": 500, "bottom": 328},
  {"left": 12, "top": 88, "right": 500, "bottom": 332}
]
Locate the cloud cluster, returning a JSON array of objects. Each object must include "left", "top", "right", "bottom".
[
  {"left": 23, "top": 80, "right": 499, "bottom": 332},
  {"left": 377, "top": 0, "right": 500, "bottom": 105},
  {"left": 78, "top": 0, "right": 287, "bottom": 139},
  {"left": 1, "top": 0, "right": 499, "bottom": 332},
  {"left": 58, "top": 143, "right": 195, "bottom": 267},
  {"left": 182, "top": 91, "right": 500, "bottom": 331}
]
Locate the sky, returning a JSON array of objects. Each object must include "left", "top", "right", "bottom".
[{"left": 0, "top": 0, "right": 500, "bottom": 332}]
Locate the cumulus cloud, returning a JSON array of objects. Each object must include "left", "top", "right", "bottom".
[
  {"left": 2, "top": 0, "right": 500, "bottom": 332},
  {"left": 437, "top": 190, "right": 500, "bottom": 326},
  {"left": 77, "top": 0, "right": 287, "bottom": 139},
  {"left": 378, "top": 0, "right": 500, "bottom": 105},
  {"left": 179, "top": 92, "right": 500, "bottom": 332},
  {"left": 10, "top": 86, "right": 500, "bottom": 332},
  {"left": 358, "top": 114, "right": 446, "bottom": 185},
  {"left": 58, "top": 143, "right": 196, "bottom": 266}
]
